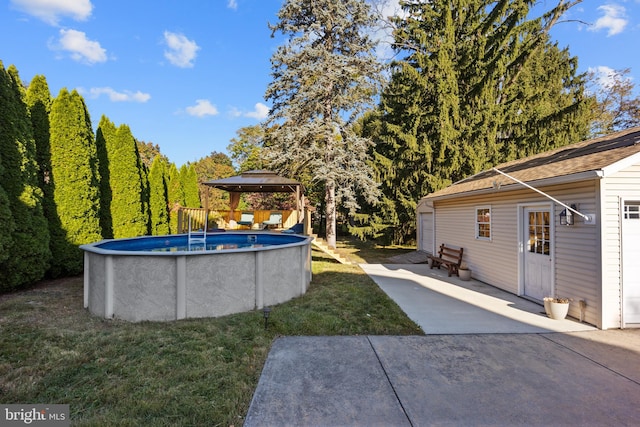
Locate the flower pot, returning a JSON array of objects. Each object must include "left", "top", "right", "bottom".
[
  {"left": 459, "top": 269, "right": 472, "bottom": 281},
  {"left": 548, "top": 301, "right": 570, "bottom": 320}
]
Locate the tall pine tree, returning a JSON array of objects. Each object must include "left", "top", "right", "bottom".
[
  {"left": 0, "top": 63, "right": 50, "bottom": 289},
  {"left": 49, "top": 88, "right": 102, "bottom": 275},
  {"left": 359, "top": 0, "right": 590, "bottom": 244},
  {"left": 264, "top": 0, "right": 382, "bottom": 248}
]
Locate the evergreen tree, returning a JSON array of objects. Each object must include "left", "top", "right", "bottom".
[
  {"left": 26, "top": 74, "right": 59, "bottom": 278},
  {"left": 95, "top": 115, "right": 116, "bottom": 238},
  {"left": 49, "top": 88, "right": 102, "bottom": 275},
  {"left": 0, "top": 63, "right": 50, "bottom": 290},
  {"left": 166, "top": 163, "right": 184, "bottom": 233},
  {"left": 99, "top": 117, "right": 149, "bottom": 238},
  {"left": 265, "top": 0, "right": 382, "bottom": 248},
  {"left": 148, "top": 156, "right": 170, "bottom": 235},
  {"left": 180, "top": 164, "right": 201, "bottom": 208},
  {"left": 359, "top": 0, "right": 590, "bottom": 244}
]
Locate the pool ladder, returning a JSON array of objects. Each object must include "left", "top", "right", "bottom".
[{"left": 187, "top": 214, "right": 207, "bottom": 248}]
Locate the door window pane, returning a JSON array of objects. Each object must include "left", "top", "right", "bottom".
[{"left": 528, "top": 210, "right": 550, "bottom": 255}]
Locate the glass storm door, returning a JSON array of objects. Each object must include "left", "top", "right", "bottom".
[{"left": 523, "top": 208, "right": 552, "bottom": 301}]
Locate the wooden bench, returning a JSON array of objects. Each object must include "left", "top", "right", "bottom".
[{"left": 428, "top": 244, "right": 464, "bottom": 277}]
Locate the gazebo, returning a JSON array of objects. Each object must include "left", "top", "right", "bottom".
[{"left": 203, "top": 170, "right": 307, "bottom": 232}]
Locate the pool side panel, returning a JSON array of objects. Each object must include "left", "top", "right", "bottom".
[
  {"left": 262, "top": 246, "right": 305, "bottom": 307},
  {"left": 185, "top": 252, "right": 256, "bottom": 318},
  {"left": 84, "top": 252, "right": 89, "bottom": 308},
  {"left": 255, "top": 251, "right": 264, "bottom": 309},
  {"left": 87, "top": 253, "right": 106, "bottom": 318},
  {"left": 112, "top": 256, "right": 177, "bottom": 321},
  {"left": 176, "top": 256, "right": 186, "bottom": 320}
]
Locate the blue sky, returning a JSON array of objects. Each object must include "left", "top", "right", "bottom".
[{"left": 1, "top": 0, "right": 639, "bottom": 167}]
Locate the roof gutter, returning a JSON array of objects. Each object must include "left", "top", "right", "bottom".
[
  {"left": 493, "top": 168, "right": 591, "bottom": 221},
  {"left": 423, "top": 170, "right": 602, "bottom": 203}
]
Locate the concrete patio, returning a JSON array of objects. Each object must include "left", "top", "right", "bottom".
[{"left": 244, "top": 263, "right": 640, "bottom": 426}]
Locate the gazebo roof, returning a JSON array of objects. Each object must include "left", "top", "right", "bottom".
[{"left": 203, "top": 170, "right": 302, "bottom": 193}]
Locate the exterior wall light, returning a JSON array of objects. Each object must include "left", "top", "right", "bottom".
[{"left": 560, "top": 204, "right": 577, "bottom": 226}]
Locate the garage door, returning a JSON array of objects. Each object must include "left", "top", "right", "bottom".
[
  {"left": 623, "top": 201, "right": 640, "bottom": 324},
  {"left": 420, "top": 212, "right": 434, "bottom": 254}
]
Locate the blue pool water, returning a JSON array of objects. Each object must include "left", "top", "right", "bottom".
[{"left": 94, "top": 233, "right": 304, "bottom": 253}]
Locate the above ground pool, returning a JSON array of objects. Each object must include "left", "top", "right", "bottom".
[{"left": 81, "top": 232, "right": 312, "bottom": 322}]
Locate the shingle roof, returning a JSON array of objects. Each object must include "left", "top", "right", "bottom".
[{"left": 424, "top": 127, "right": 640, "bottom": 200}]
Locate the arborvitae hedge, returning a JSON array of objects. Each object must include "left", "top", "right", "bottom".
[
  {"left": 26, "top": 75, "right": 58, "bottom": 277},
  {"left": 148, "top": 156, "right": 170, "bottom": 235},
  {"left": 0, "top": 63, "right": 50, "bottom": 290},
  {"left": 167, "top": 163, "right": 184, "bottom": 233},
  {"left": 49, "top": 88, "right": 102, "bottom": 275},
  {"left": 95, "top": 115, "right": 116, "bottom": 239},
  {"left": 180, "top": 163, "right": 201, "bottom": 208},
  {"left": 109, "top": 123, "right": 149, "bottom": 238}
]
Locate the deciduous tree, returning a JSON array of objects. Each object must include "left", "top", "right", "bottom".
[{"left": 588, "top": 68, "right": 640, "bottom": 136}]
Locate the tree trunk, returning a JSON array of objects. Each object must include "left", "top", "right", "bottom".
[{"left": 325, "top": 182, "right": 336, "bottom": 249}]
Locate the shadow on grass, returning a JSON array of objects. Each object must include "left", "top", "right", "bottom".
[
  {"left": 0, "top": 254, "right": 422, "bottom": 426},
  {"left": 333, "top": 236, "right": 416, "bottom": 264}
]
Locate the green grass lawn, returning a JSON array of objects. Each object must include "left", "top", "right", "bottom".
[{"left": 0, "top": 241, "right": 422, "bottom": 426}]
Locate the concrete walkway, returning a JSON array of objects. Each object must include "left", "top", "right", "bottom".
[
  {"left": 360, "top": 263, "right": 595, "bottom": 334},
  {"left": 244, "top": 264, "right": 640, "bottom": 426}
]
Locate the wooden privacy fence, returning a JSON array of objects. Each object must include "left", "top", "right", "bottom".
[{"left": 177, "top": 207, "right": 300, "bottom": 233}]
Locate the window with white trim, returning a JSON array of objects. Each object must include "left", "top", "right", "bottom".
[
  {"left": 624, "top": 202, "right": 640, "bottom": 220},
  {"left": 476, "top": 206, "right": 491, "bottom": 239}
]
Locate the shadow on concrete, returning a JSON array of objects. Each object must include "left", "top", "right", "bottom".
[
  {"left": 360, "top": 263, "right": 595, "bottom": 334},
  {"left": 245, "top": 332, "right": 640, "bottom": 426}
]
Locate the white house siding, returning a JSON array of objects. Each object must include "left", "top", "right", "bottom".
[
  {"left": 428, "top": 180, "right": 601, "bottom": 326},
  {"left": 602, "top": 163, "right": 640, "bottom": 329},
  {"left": 432, "top": 188, "right": 531, "bottom": 295},
  {"left": 544, "top": 181, "right": 600, "bottom": 327}
]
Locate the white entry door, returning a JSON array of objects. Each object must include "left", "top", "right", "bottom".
[
  {"left": 523, "top": 207, "right": 553, "bottom": 301},
  {"left": 622, "top": 202, "right": 640, "bottom": 324}
]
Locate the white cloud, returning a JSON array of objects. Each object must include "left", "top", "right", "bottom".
[
  {"left": 227, "top": 0, "right": 238, "bottom": 10},
  {"left": 186, "top": 99, "right": 219, "bottom": 117},
  {"left": 83, "top": 87, "right": 151, "bottom": 102},
  {"left": 51, "top": 29, "right": 107, "bottom": 64},
  {"left": 163, "top": 31, "right": 200, "bottom": 68},
  {"left": 590, "top": 4, "right": 628, "bottom": 36},
  {"left": 589, "top": 66, "right": 633, "bottom": 90},
  {"left": 10, "top": 0, "right": 92, "bottom": 25},
  {"left": 245, "top": 103, "right": 269, "bottom": 119},
  {"left": 228, "top": 107, "right": 242, "bottom": 118}
]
